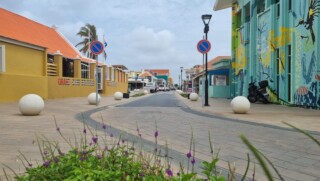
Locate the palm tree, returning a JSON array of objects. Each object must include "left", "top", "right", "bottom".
[{"left": 76, "top": 24, "right": 107, "bottom": 60}]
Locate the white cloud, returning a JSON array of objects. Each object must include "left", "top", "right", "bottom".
[{"left": 0, "top": 0, "right": 232, "bottom": 84}]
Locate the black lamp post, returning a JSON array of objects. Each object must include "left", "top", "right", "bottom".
[
  {"left": 202, "top": 14, "right": 212, "bottom": 106},
  {"left": 180, "top": 66, "right": 183, "bottom": 90}
]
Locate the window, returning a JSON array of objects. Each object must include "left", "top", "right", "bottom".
[
  {"left": 288, "top": 0, "right": 292, "bottom": 11},
  {"left": 106, "top": 67, "right": 110, "bottom": 80},
  {"left": 62, "top": 58, "right": 74, "bottom": 77},
  {"left": 244, "top": 3, "right": 250, "bottom": 23},
  {"left": 0, "top": 45, "right": 5, "bottom": 73},
  {"left": 111, "top": 68, "right": 114, "bottom": 81},
  {"left": 276, "top": 0, "right": 280, "bottom": 18},
  {"left": 47, "top": 54, "right": 54, "bottom": 63},
  {"left": 81, "top": 62, "right": 90, "bottom": 79},
  {"left": 287, "top": 45, "right": 292, "bottom": 102},
  {"left": 276, "top": 48, "right": 280, "bottom": 100},
  {"left": 257, "top": 0, "right": 265, "bottom": 14}
]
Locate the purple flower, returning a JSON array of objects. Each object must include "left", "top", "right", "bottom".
[
  {"left": 186, "top": 152, "right": 192, "bottom": 158},
  {"left": 53, "top": 157, "right": 59, "bottom": 163},
  {"left": 104, "top": 145, "right": 108, "bottom": 151},
  {"left": 83, "top": 129, "right": 87, "bottom": 134},
  {"left": 191, "top": 157, "right": 195, "bottom": 165},
  {"left": 102, "top": 124, "right": 107, "bottom": 130},
  {"left": 110, "top": 133, "right": 114, "bottom": 137},
  {"left": 92, "top": 136, "right": 98, "bottom": 144},
  {"left": 96, "top": 155, "right": 102, "bottom": 159},
  {"left": 82, "top": 151, "right": 87, "bottom": 155},
  {"left": 79, "top": 157, "right": 85, "bottom": 161},
  {"left": 166, "top": 169, "right": 173, "bottom": 177},
  {"left": 122, "top": 139, "right": 125, "bottom": 144},
  {"left": 154, "top": 131, "right": 158, "bottom": 138},
  {"left": 43, "top": 160, "right": 51, "bottom": 167},
  {"left": 139, "top": 173, "right": 145, "bottom": 177}
]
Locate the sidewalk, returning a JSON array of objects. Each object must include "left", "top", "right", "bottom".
[
  {"left": 177, "top": 93, "right": 320, "bottom": 133},
  {"left": 0, "top": 92, "right": 319, "bottom": 179},
  {"left": 0, "top": 95, "right": 143, "bottom": 178}
]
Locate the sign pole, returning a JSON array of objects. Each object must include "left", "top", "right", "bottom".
[
  {"left": 95, "top": 55, "right": 99, "bottom": 106},
  {"left": 90, "top": 40, "right": 104, "bottom": 106}
]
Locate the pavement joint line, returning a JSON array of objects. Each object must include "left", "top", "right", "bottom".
[
  {"left": 173, "top": 92, "right": 320, "bottom": 136},
  {"left": 179, "top": 107, "right": 320, "bottom": 136},
  {"left": 74, "top": 95, "right": 250, "bottom": 180}
]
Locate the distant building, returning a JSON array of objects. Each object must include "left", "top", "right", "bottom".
[{"left": 145, "top": 69, "right": 172, "bottom": 87}]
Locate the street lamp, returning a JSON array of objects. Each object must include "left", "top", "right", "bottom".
[
  {"left": 180, "top": 66, "right": 183, "bottom": 91},
  {"left": 202, "top": 14, "right": 212, "bottom": 106},
  {"left": 178, "top": 75, "right": 180, "bottom": 90}
]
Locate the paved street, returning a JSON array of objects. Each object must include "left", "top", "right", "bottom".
[
  {"left": 0, "top": 92, "right": 320, "bottom": 180},
  {"left": 92, "top": 92, "right": 320, "bottom": 181}
]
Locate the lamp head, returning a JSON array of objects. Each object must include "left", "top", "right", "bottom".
[{"left": 202, "top": 14, "right": 212, "bottom": 25}]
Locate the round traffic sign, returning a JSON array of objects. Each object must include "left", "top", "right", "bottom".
[
  {"left": 90, "top": 41, "right": 104, "bottom": 55},
  {"left": 197, "top": 40, "right": 211, "bottom": 54}
]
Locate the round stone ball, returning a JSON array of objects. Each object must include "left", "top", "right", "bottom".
[
  {"left": 231, "top": 96, "right": 250, "bottom": 114},
  {"left": 88, "top": 92, "right": 101, "bottom": 105},
  {"left": 189, "top": 93, "right": 199, "bottom": 101},
  {"left": 18, "top": 94, "right": 44, "bottom": 116},
  {"left": 114, "top": 92, "right": 123, "bottom": 100},
  {"left": 143, "top": 90, "right": 149, "bottom": 94}
]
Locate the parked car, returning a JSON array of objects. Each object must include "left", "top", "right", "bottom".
[
  {"left": 158, "top": 84, "right": 165, "bottom": 91},
  {"left": 145, "top": 82, "right": 157, "bottom": 93}
]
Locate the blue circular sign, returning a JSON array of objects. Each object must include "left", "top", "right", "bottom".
[
  {"left": 197, "top": 40, "right": 211, "bottom": 54},
  {"left": 90, "top": 41, "right": 104, "bottom": 55}
]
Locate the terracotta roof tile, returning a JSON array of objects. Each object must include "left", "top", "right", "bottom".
[
  {"left": 147, "top": 69, "right": 169, "bottom": 75},
  {"left": 0, "top": 8, "right": 94, "bottom": 63},
  {"left": 199, "top": 56, "right": 231, "bottom": 69},
  {"left": 139, "top": 71, "right": 153, "bottom": 77}
]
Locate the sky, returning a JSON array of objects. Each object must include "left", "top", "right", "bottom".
[{"left": 0, "top": 0, "right": 231, "bottom": 84}]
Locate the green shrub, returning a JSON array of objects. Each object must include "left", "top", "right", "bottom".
[{"left": 131, "top": 93, "right": 145, "bottom": 97}]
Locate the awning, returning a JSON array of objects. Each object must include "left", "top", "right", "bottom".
[{"left": 213, "top": 0, "right": 236, "bottom": 11}]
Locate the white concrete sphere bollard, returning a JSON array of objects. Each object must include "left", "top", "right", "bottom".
[
  {"left": 143, "top": 90, "right": 149, "bottom": 94},
  {"left": 88, "top": 93, "right": 101, "bottom": 105},
  {"left": 18, "top": 94, "right": 44, "bottom": 116},
  {"left": 231, "top": 96, "right": 250, "bottom": 114},
  {"left": 189, "top": 93, "right": 199, "bottom": 101},
  {"left": 114, "top": 92, "right": 123, "bottom": 100},
  {"left": 176, "top": 90, "right": 182, "bottom": 94}
]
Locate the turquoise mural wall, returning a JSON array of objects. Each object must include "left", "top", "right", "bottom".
[{"left": 231, "top": 0, "right": 320, "bottom": 109}]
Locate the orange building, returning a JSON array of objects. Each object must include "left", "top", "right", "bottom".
[{"left": 0, "top": 8, "right": 128, "bottom": 102}]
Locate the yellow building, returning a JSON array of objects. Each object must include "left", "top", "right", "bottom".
[{"left": 0, "top": 8, "right": 128, "bottom": 102}]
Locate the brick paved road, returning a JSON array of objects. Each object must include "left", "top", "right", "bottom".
[{"left": 87, "top": 92, "right": 320, "bottom": 181}]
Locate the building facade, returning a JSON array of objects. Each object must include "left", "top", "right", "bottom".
[
  {"left": 192, "top": 56, "right": 232, "bottom": 98},
  {"left": 0, "top": 8, "right": 128, "bottom": 102},
  {"left": 214, "top": 0, "right": 320, "bottom": 109}
]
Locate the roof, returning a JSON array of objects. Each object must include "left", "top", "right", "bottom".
[
  {"left": 112, "top": 65, "right": 128, "bottom": 70},
  {"left": 0, "top": 8, "right": 95, "bottom": 63},
  {"left": 199, "top": 56, "right": 231, "bottom": 70},
  {"left": 147, "top": 69, "right": 169, "bottom": 75},
  {"left": 213, "top": 0, "right": 236, "bottom": 11},
  {"left": 139, "top": 71, "right": 153, "bottom": 77}
]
